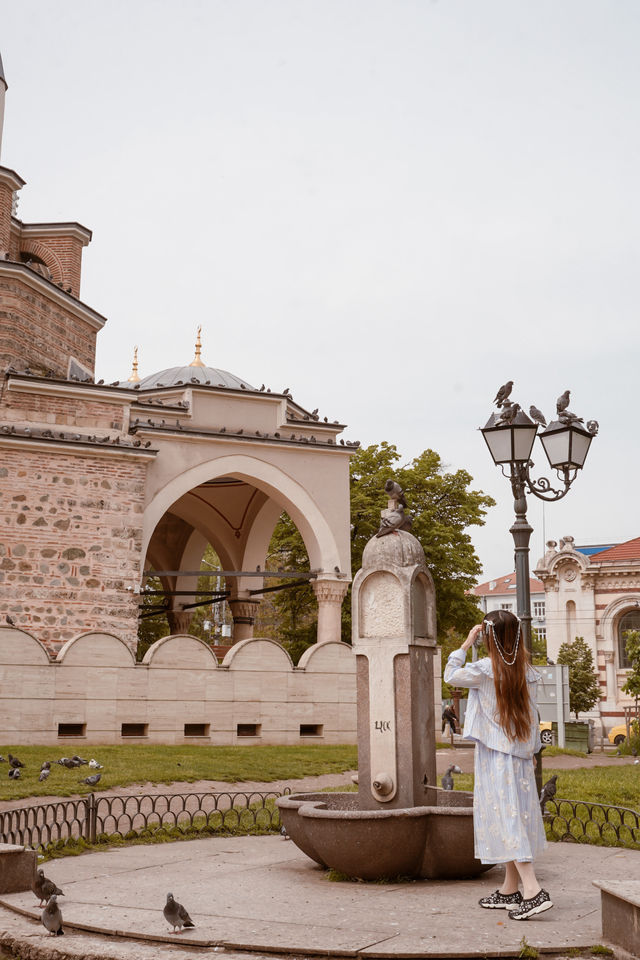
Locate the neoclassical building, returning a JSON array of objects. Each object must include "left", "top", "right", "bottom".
[
  {"left": 0, "top": 53, "right": 353, "bottom": 656},
  {"left": 535, "top": 535, "right": 640, "bottom": 731}
]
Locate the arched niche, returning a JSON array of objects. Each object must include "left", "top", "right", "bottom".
[{"left": 359, "top": 570, "right": 404, "bottom": 638}]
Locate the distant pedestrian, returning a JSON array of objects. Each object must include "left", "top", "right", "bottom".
[
  {"left": 444, "top": 610, "right": 552, "bottom": 921},
  {"left": 441, "top": 704, "right": 459, "bottom": 735}
]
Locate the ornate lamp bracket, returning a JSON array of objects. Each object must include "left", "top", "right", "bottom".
[{"left": 500, "top": 461, "right": 576, "bottom": 503}]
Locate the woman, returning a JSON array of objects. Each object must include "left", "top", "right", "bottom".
[{"left": 443, "top": 609, "right": 552, "bottom": 920}]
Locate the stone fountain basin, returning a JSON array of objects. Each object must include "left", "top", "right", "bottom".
[{"left": 277, "top": 790, "right": 492, "bottom": 881}]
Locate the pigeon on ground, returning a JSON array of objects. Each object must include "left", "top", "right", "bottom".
[
  {"left": 529, "top": 405, "right": 547, "bottom": 427},
  {"left": 0, "top": 755, "right": 6, "bottom": 762},
  {"left": 441, "top": 765, "right": 463, "bottom": 791},
  {"left": 88, "top": 759, "right": 103, "bottom": 769},
  {"left": 41, "top": 760, "right": 51, "bottom": 771},
  {"left": 280, "top": 824, "right": 290, "bottom": 840},
  {"left": 163, "top": 892, "right": 195, "bottom": 933},
  {"left": 8, "top": 768, "right": 20, "bottom": 779},
  {"left": 493, "top": 381, "right": 514, "bottom": 408},
  {"left": 59, "top": 758, "right": 81, "bottom": 768},
  {"left": 39, "top": 767, "right": 50, "bottom": 782},
  {"left": 539, "top": 774, "right": 558, "bottom": 811},
  {"left": 71, "top": 755, "right": 89, "bottom": 765},
  {"left": 34, "top": 870, "right": 63, "bottom": 908},
  {"left": 556, "top": 390, "right": 570, "bottom": 414},
  {"left": 41, "top": 894, "right": 64, "bottom": 936},
  {"left": 80, "top": 773, "right": 101, "bottom": 786},
  {"left": 8, "top": 754, "right": 25, "bottom": 768}
]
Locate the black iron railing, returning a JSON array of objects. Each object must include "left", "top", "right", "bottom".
[
  {"left": 0, "top": 790, "right": 287, "bottom": 853},
  {"left": 544, "top": 797, "right": 640, "bottom": 848}
]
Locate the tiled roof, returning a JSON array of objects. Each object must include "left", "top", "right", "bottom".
[
  {"left": 473, "top": 572, "right": 544, "bottom": 597},
  {"left": 589, "top": 536, "right": 640, "bottom": 563}
]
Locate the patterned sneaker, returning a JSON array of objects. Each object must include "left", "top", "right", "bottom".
[
  {"left": 508, "top": 889, "right": 553, "bottom": 920},
  {"left": 479, "top": 889, "right": 523, "bottom": 909}
]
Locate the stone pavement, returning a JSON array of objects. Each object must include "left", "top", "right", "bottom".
[{"left": 0, "top": 834, "right": 637, "bottom": 959}]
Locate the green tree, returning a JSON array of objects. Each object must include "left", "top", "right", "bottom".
[
  {"left": 531, "top": 628, "right": 548, "bottom": 666},
  {"left": 556, "top": 636, "right": 601, "bottom": 720},
  {"left": 267, "top": 441, "right": 493, "bottom": 661},
  {"left": 621, "top": 629, "right": 640, "bottom": 716}
]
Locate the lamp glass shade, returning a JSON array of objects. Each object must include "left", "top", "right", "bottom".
[
  {"left": 540, "top": 421, "right": 593, "bottom": 469},
  {"left": 481, "top": 416, "right": 538, "bottom": 465}
]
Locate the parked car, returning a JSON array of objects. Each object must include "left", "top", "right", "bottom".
[
  {"left": 540, "top": 721, "right": 553, "bottom": 745},
  {"left": 608, "top": 721, "right": 638, "bottom": 745}
]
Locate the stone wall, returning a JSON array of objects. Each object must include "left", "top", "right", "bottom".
[
  {"left": 0, "top": 627, "right": 358, "bottom": 745},
  {"left": 0, "top": 447, "right": 147, "bottom": 650}
]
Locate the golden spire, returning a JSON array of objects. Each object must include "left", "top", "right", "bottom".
[
  {"left": 127, "top": 345, "right": 140, "bottom": 382},
  {"left": 190, "top": 325, "right": 205, "bottom": 367}
]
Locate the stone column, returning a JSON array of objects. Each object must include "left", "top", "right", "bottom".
[
  {"left": 0, "top": 167, "right": 24, "bottom": 255},
  {"left": 603, "top": 651, "right": 617, "bottom": 705},
  {"left": 229, "top": 597, "right": 260, "bottom": 643},
  {"left": 312, "top": 578, "right": 350, "bottom": 644},
  {"left": 166, "top": 609, "right": 193, "bottom": 635}
]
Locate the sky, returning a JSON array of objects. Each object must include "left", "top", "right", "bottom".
[{"left": 2, "top": 1, "right": 638, "bottom": 581}]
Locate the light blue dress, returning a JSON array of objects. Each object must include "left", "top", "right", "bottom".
[{"left": 444, "top": 648, "right": 546, "bottom": 865}]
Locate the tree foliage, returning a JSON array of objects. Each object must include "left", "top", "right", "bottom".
[
  {"left": 621, "top": 629, "right": 640, "bottom": 713},
  {"left": 556, "top": 636, "right": 601, "bottom": 720}
]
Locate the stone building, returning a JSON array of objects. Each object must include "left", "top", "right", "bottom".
[
  {"left": 0, "top": 53, "right": 352, "bottom": 657},
  {"left": 534, "top": 535, "right": 640, "bottom": 732},
  {"left": 473, "top": 571, "right": 547, "bottom": 644}
]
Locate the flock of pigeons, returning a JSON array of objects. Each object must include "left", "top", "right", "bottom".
[
  {"left": 34, "top": 868, "right": 195, "bottom": 936},
  {"left": 0, "top": 753, "right": 103, "bottom": 786}
]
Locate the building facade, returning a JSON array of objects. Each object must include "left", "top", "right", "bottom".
[{"left": 473, "top": 572, "right": 547, "bottom": 643}]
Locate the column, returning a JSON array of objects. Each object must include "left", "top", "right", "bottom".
[
  {"left": 166, "top": 609, "right": 193, "bottom": 635},
  {"left": 312, "top": 578, "right": 350, "bottom": 644},
  {"left": 603, "top": 651, "right": 617, "bottom": 705},
  {"left": 228, "top": 597, "right": 260, "bottom": 643}
]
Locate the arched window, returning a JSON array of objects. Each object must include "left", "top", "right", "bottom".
[{"left": 618, "top": 610, "right": 640, "bottom": 669}]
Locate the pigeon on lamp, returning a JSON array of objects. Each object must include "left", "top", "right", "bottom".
[
  {"left": 586, "top": 420, "right": 599, "bottom": 436},
  {"left": 498, "top": 402, "right": 521, "bottom": 425},
  {"left": 163, "top": 892, "right": 195, "bottom": 933},
  {"left": 8, "top": 754, "right": 25, "bottom": 768},
  {"left": 41, "top": 894, "right": 64, "bottom": 936},
  {"left": 441, "top": 765, "right": 463, "bottom": 791},
  {"left": 529, "top": 405, "right": 547, "bottom": 427},
  {"left": 556, "top": 390, "right": 570, "bottom": 415},
  {"left": 34, "top": 870, "right": 63, "bottom": 908},
  {"left": 80, "top": 773, "right": 101, "bottom": 786},
  {"left": 539, "top": 774, "right": 558, "bottom": 812},
  {"left": 493, "top": 381, "right": 514, "bottom": 408},
  {"left": 558, "top": 409, "right": 584, "bottom": 425}
]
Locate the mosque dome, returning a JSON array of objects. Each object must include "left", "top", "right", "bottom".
[{"left": 121, "top": 329, "right": 254, "bottom": 391}]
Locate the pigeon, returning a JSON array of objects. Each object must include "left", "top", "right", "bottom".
[
  {"left": 0, "top": 755, "right": 6, "bottom": 762},
  {"left": 441, "top": 765, "right": 462, "bottom": 791},
  {"left": 163, "top": 892, "right": 195, "bottom": 933},
  {"left": 88, "top": 759, "right": 103, "bottom": 769},
  {"left": 375, "top": 506, "right": 412, "bottom": 538},
  {"left": 280, "top": 824, "right": 290, "bottom": 840},
  {"left": 8, "top": 754, "right": 25, "bottom": 768},
  {"left": 59, "top": 757, "right": 81, "bottom": 768},
  {"left": 39, "top": 767, "right": 50, "bottom": 782},
  {"left": 493, "top": 381, "right": 514, "bottom": 408},
  {"left": 80, "top": 773, "right": 101, "bottom": 786},
  {"left": 384, "top": 479, "right": 407, "bottom": 507},
  {"left": 586, "top": 420, "right": 599, "bottom": 436},
  {"left": 71, "top": 755, "right": 89, "bottom": 765},
  {"left": 34, "top": 870, "right": 63, "bottom": 908},
  {"left": 539, "top": 774, "right": 558, "bottom": 811},
  {"left": 529, "top": 405, "right": 547, "bottom": 427},
  {"left": 498, "top": 402, "right": 521, "bottom": 425},
  {"left": 558, "top": 409, "right": 584, "bottom": 425},
  {"left": 8, "top": 768, "right": 20, "bottom": 779},
  {"left": 5, "top": 614, "right": 16, "bottom": 626},
  {"left": 556, "top": 390, "right": 570, "bottom": 414},
  {"left": 41, "top": 894, "right": 64, "bottom": 936}
]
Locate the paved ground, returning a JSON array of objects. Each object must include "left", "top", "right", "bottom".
[{"left": 0, "top": 833, "right": 637, "bottom": 959}]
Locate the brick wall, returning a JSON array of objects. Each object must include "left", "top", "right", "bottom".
[
  {"left": 0, "top": 274, "right": 97, "bottom": 376},
  {"left": 0, "top": 446, "right": 148, "bottom": 651},
  {"left": 28, "top": 233, "right": 84, "bottom": 297},
  {"left": 1, "top": 387, "right": 126, "bottom": 431}
]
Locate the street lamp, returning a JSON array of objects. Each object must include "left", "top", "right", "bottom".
[{"left": 480, "top": 387, "right": 598, "bottom": 654}]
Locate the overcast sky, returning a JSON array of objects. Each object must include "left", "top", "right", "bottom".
[{"left": 2, "top": 1, "right": 638, "bottom": 581}]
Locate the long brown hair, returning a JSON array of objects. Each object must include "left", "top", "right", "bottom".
[{"left": 483, "top": 609, "right": 533, "bottom": 742}]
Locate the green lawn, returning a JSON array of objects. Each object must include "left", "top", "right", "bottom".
[
  {"left": 0, "top": 744, "right": 358, "bottom": 802},
  {"left": 454, "top": 765, "right": 639, "bottom": 810}
]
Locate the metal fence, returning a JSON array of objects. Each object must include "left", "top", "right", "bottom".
[
  {"left": 545, "top": 797, "right": 640, "bottom": 848},
  {"left": 0, "top": 790, "right": 287, "bottom": 853}
]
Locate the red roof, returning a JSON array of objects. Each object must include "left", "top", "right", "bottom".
[
  {"left": 590, "top": 536, "right": 640, "bottom": 563},
  {"left": 473, "top": 572, "right": 544, "bottom": 597}
]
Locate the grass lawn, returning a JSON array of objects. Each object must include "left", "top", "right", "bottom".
[
  {"left": 0, "top": 744, "right": 358, "bottom": 802},
  {"left": 454, "top": 765, "right": 639, "bottom": 810}
]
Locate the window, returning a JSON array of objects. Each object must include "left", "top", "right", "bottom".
[
  {"left": 121, "top": 723, "right": 148, "bottom": 738},
  {"left": 535, "top": 627, "right": 546, "bottom": 642},
  {"left": 533, "top": 601, "right": 546, "bottom": 618},
  {"left": 500, "top": 603, "right": 513, "bottom": 611},
  {"left": 237, "top": 723, "right": 261, "bottom": 737},
  {"left": 299, "top": 724, "right": 324, "bottom": 737},
  {"left": 618, "top": 611, "right": 640, "bottom": 669},
  {"left": 184, "top": 723, "right": 210, "bottom": 738},
  {"left": 57, "top": 722, "right": 86, "bottom": 737}
]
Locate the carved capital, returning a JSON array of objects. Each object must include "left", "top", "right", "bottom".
[
  {"left": 603, "top": 651, "right": 615, "bottom": 663},
  {"left": 166, "top": 610, "right": 193, "bottom": 634},
  {"left": 228, "top": 599, "right": 259, "bottom": 624},
  {"left": 312, "top": 578, "right": 350, "bottom": 604}
]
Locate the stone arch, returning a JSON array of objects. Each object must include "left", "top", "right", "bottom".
[
  {"left": 55, "top": 631, "right": 136, "bottom": 666},
  {"left": 599, "top": 595, "right": 640, "bottom": 669},
  {"left": 565, "top": 599, "right": 577, "bottom": 645},
  {"left": 19, "top": 240, "right": 64, "bottom": 285},
  {"left": 142, "top": 454, "right": 343, "bottom": 575}
]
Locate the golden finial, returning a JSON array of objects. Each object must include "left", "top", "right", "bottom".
[
  {"left": 127, "top": 345, "right": 140, "bottom": 383},
  {"left": 190, "top": 325, "right": 205, "bottom": 367}
]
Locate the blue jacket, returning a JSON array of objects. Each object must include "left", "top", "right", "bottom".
[{"left": 444, "top": 648, "right": 541, "bottom": 758}]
